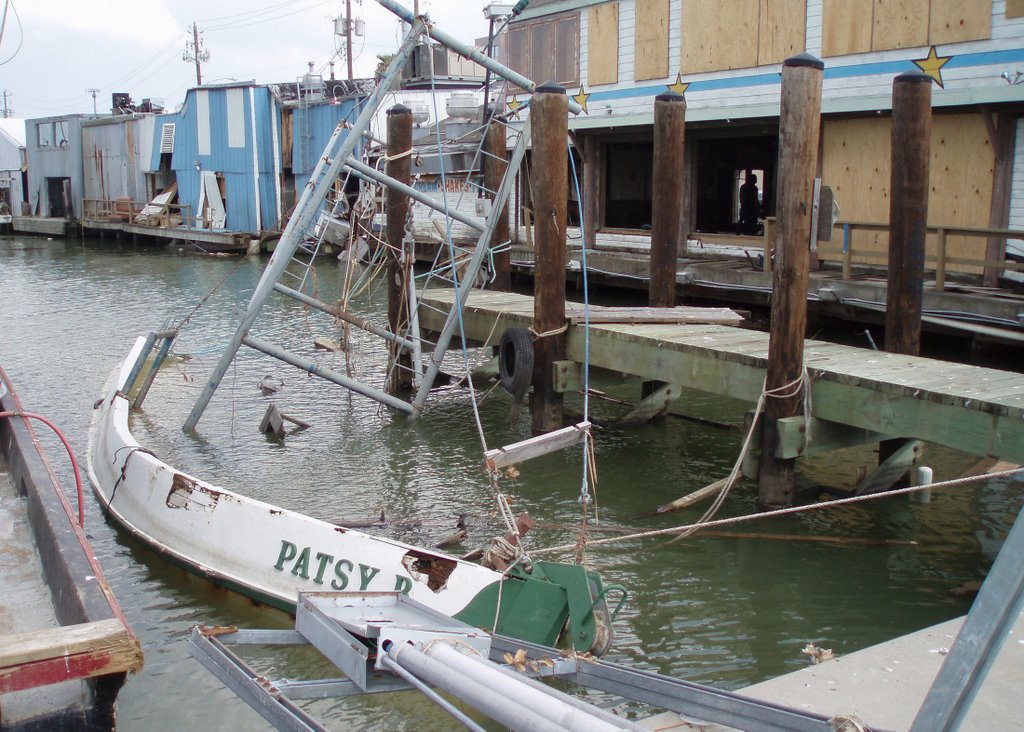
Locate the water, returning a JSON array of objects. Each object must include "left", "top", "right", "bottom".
[{"left": 1, "top": 234, "right": 1021, "bottom": 729}]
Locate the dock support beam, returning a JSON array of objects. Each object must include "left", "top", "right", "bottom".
[
  {"left": 759, "top": 54, "right": 823, "bottom": 507},
  {"left": 386, "top": 104, "right": 414, "bottom": 393},
  {"left": 649, "top": 91, "right": 686, "bottom": 308},
  {"left": 530, "top": 83, "right": 569, "bottom": 434},
  {"left": 485, "top": 116, "right": 511, "bottom": 291}
]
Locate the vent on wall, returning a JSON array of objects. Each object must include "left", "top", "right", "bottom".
[{"left": 160, "top": 123, "right": 176, "bottom": 153}]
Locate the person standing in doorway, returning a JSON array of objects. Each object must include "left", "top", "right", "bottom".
[{"left": 739, "top": 172, "right": 760, "bottom": 235}]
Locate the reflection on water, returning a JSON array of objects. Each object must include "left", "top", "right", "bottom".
[{"left": 1, "top": 235, "right": 1021, "bottom": 729}]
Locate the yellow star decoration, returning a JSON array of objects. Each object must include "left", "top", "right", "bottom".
[
  {"left": 667, "top": 73, "right": 690, "bottom": 95},
  {"left": 913, "top": 46, "right": 952, "bottom": 88},
  {"left": 506, "top": 96, "right": 524, "bottom": 117},
  {"left": 572, "top": 86, "right": 591, "bottom": 114}
]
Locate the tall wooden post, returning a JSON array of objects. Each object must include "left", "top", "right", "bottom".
[
  {"left": 879, "top": 72, "right": 932, "bottom": 467},
  {"left": 484, "top": 115, "right": 511, "bottom": 291},
  {"left": 650, "top": 90, "right": 686, "bottom": 307},
  {"left": 530, "top": 82, "right": 569, "bottom": 433},
  {"left": 759, "top": 54, "right": 824, "bottom": 507},
  {"left": 386, "top": 104, "right": 413, "bottom": 393},
  {"left": 885, "top": 71, "right": 931, "bottom": 356}
]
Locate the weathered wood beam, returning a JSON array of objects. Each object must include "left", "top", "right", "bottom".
[
  {"left": 484, "top": 422, "right": 590, "bottom": 471},
  {"left": 854, "top": 440, "right": 923, "bottom": 495},
  {"left": 0, "top": 618, "right": 143, "bottom": 693},
  {"left": 774, "top": 416, "right": 893, "bottom": 459},
  {"left": 618, "top": 382, "right": 682, "bottom": 424}
]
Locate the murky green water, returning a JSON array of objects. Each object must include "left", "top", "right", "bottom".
[{"left": 1, "top": 235, "right": 1021, "bottom": 729}]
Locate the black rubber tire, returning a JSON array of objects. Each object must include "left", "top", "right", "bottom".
[{"left": 498, "top": 327, "right": 533, "bottom": 398}]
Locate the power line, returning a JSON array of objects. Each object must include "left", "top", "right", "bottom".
[{"left": 0, "top": 0, "right": 22, "bottom": 67}]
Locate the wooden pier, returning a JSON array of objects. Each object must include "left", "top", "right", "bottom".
[{"left": 418, "top": 289, "right": 1024, "bottom": 467}]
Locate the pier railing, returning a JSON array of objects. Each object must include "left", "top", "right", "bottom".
[
  {"left": 761, "top": 218, "right": 1024, "bottom": 290},
  {"left": 83, "top": 198, "right": 193, "bottom": 229}
]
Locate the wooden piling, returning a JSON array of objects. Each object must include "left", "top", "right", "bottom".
[
  {"left": 650, "top": 91, "right": 686, "bottom": 308},
  {"left": 880, "top": 72, "right": 931, "bottom": 468},
  {"left": 530, "top": 83, "right": 569, "bottom": 434},
  {"left": 484, "top": 115, "right": 511, "bottom": 291},
  {"left": 759, "top": 54, "right": 824, "bottom": 507},
  {"left": 885, "top": 72, "right": 931, "bottom": 356},
  {"left": 386, "top": 104, "right": 413, "bottom": 393}
]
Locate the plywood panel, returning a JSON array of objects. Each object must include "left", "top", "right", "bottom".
[
  {"left": 821, "top": 118, "right": 891, "bottom": 262},
  {"left": 928, "top": 113, "right": 994, "bottom": 273},
  {"left": 758, "top": 0, "right": 807, "bottom": 65},
  {"left": 872, "top": 0, "right": 929, "bottom": 50},
  {"left": 821, "top": 0, "right": 872, "bottom": 57},
  {"left": 635, "top": 0, "right": 669, "bottom": 80},
  {"left": 681, "top": 0, "right": 758, "bottom": 73},
  {"left": 1008, "top": 0, "right": 1024, "bottom": 19},
  {"left": 820, "top": 114, "right": 995, "bottom": 273},
  {"left": 588, "top": 3, "right": 619, "bottom": 86},
  {"left": 929, "top": 0, "right": 992, "bottom": 44}
]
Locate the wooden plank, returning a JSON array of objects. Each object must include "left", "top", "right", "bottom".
[
  {"left": 681, "top": 0, "right": 758, "bottom": 73},
  {"left": 1008, "top": 0, "right": 1024, "bottom": 18},
  {"left": 0, "top": 618, "right": 143, "bottom": 693},
  {"left": 757, "top": 0, "right": 806, "bottom": 65},
  {"left": 821, "top": 0, "right": 872, "bottom": 56},
  {"left": 775, "top": 416, "right": 893, "bottom": 459},
  {"left": 872, "top": 0, "right": 929, "bottom": 50},
  {"left": 854, "top": 440, "right": 923, "bottom": 494},
  {"left": 635, "top": 0, "right": 669, "bottom": 80},
  {"left": 484, "top": 421, "right": 590, "bottom": 469},
  {"left": 588, "top": 2, "right": 619, "bottom": 86},
  {"left": 618, "top": 382, "right": 681, "bottom": 423},
  {"left": 929, "top": 0, "right": 991, "bottom": 44}
]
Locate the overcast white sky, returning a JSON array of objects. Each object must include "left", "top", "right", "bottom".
[{"left": 0, "top": 0, "right": 491, "bottom": 121}]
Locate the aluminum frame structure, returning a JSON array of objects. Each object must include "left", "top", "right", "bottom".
[
  {"left": 183, "top": 1, "right": 554, "bottom": 430},
  {"left": 189, "top": 591, "right": 837, "bottom": 732}
]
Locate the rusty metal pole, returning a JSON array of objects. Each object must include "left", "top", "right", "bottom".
[
  {"left": 758, "top": 54, "right": 824, "bottom": 507},
  {"left": 885, "top": 71, "right": 932, "bottom": 356},
  {"left": 530, "top": 83, "right": 569, "bottom": 434},
  {"left": 650, "top": 90, "right": 686, "bottom": 308},
  {"left": 386, "top": 104, "right": 413, "bottom": 393},
  {"left": 485, "top": 116, "right": 511, "bottom": 291}
]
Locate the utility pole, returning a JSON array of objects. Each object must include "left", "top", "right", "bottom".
[
  {"left": 87, "top": 88, "right": 99, "bottom": 115},
  {"left": 1, "top": 90, "right": 12, "bottom": 118},
  {"left": 183, "top": 23, "right": 210, "bottom": 86},
  {"left": 346, "top": 0, "right": 354, "bottom": 80}
]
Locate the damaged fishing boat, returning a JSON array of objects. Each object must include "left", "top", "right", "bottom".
[{"left": 88, "top": 336, "right": 619, "bottom": 655}]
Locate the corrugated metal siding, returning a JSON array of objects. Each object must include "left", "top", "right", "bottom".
[
  {"left": 81, "top": 116, "right": 157, "bottom": 203},
  {"left": 24, "top": 115, "right": 88, "bottom": 218}
]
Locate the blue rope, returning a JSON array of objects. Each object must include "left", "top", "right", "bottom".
[{"left": 568, "top": 141, "right": 592, "bottom": 509}]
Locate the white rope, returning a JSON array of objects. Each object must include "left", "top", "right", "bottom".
[{"left": 530, "top": 466, "right": 1024, "bottom": 556}]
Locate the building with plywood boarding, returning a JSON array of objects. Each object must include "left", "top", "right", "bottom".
[{"left": 498, "top": 0, "right": 1024, "bottom": 275}]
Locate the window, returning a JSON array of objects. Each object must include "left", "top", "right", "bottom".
[
  {"left": 506, "top": 12, "right": 579, "bottom": 88},
  {"left": 37, "top": 123, "right": 54, "bottom": 148}
]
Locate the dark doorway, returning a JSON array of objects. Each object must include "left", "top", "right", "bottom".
[
  {"left": 46, "top": 177, "right": 73, "bottom": 219},
  {"left": 604, "top": 140, "right": 653, "bottom": 229},
  {"left": 694, "top": 135, "right": 777, "bottom": 234}
]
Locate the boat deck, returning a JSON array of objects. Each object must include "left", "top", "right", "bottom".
[{"left": 418, "top": 289, "right": 1024, "bottom": 464}]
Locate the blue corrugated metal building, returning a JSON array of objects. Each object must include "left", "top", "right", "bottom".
[{"left": 151, "top": 80, "right": 367, "bottom": 234}]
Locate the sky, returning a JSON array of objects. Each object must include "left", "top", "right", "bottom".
[{"left": 0, "top": 0, "right": 492, "bottom": 121}]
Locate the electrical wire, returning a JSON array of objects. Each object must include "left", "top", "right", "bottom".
[{"left": 0, "top": 0, "right": 22, "bottom": 67}]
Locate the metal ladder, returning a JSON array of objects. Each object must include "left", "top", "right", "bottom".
[{"left": 183, "top": 2, "right": 571, "bottom": 431}]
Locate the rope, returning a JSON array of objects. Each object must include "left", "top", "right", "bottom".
[
  {"left": 529, "top": 321, "right": 569, "bottom": 338},
  {"left": 530, "top": 466, "right": 1024, "bottom": 556},
  {"left": 382, "top": 147, "right": 414, "bottom": 162}
]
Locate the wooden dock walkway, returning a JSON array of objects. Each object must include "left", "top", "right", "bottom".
[{"left": 418, "top": 289, "right": 1024, "bottom": 465}]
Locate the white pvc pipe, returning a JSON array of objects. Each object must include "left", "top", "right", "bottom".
[
  {"left": 425, "top": 642, "right": 624, "bottom": 732},
  {"left": 386, "top": 642, "right": 566, "bottom": 732},
  {"left": 916, "top": 465, "right": 933, "bottom": 503}
]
